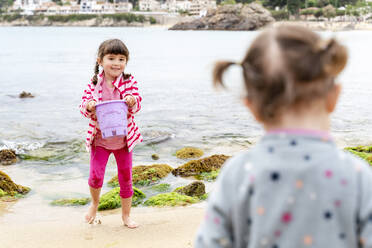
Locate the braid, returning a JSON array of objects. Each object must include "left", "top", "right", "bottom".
[{"left": 92, "top": 62, "right": 99, "bottom": 85}]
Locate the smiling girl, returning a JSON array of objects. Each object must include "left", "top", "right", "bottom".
[{"left": 79, "top": 39, "right": 142, "bottom": 228}]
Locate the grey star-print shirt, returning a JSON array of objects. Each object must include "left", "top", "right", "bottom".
[{"left": 195, "top": 133, "right": 372, "bottom": 248}]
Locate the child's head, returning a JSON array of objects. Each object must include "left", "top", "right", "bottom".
[
  {"left": 92, "top": 39, "right": 130, "bottom": 85},
  {"left": 213, "top": 25, "right": 348, "bottom": 127}
]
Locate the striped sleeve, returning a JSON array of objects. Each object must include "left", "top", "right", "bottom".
[
  {"left": 79, "top": 82, "right": 96, "bottom": 119},
  {"left": 121, "top": 76, "right": 142, "bottom": 115}
]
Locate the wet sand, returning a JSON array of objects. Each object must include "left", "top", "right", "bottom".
[{"left": 0, "top": 205, "right": 205, "bottom": 248}]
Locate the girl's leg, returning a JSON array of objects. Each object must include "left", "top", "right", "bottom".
[
  {"left": 113, "top": 146, "right": 137, "bottom": 228},
  {"left": 86, "top": 145, "right": 111, "bottom": 223}
]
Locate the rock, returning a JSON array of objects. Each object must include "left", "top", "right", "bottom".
[
  {"left": 175, "top": 147, "right": 204, "bottom": 159},
  {"left": 98, "top": 187, "right": 146, "bottom": 210},
  {"left": 108, "top": 164, "right": 173, "bottom": 187},
  {"left": 0, "top": 170, "right": 30, "bottom": 197},
  {"left": 51, "top": 198, "right": 90, "bottom": 206},
  {"left": 0, "top": 149, "right": 17, "bottom": 165},
  {"left": 172, "top": 154, "right": 230, "bottom": 177},
  {"left": 151, "top": 154, "right": 160, "bottom": 160},
  {"left": 345, "top": 145, "right": 372, "bottom": 165},
  {"left": 175, "top": 181, "right": 205, "bottom": 197},
  {"left": 151, "top": 183, "right": 171, "bottom": 192},
  {"left": 19, "top": 91, "right": 34, "bottom": 98},
  {"left": 169, "top": 3, "right": 274, "bottom": 31},
  {"left": 144, "top": 192, "right": 199, "bottom": 207}
]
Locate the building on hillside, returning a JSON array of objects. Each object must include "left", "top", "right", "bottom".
[{"left": 139, "top": 0, "right": 161, "bottom": 11}]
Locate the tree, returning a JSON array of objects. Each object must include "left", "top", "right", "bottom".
[
  {"left": 323, "top": 4, "right": 336, "bottom": 19},
  {"left": 287, "top": 0, "right": 301, "bottom": 15},
  {"left": 262, "top": 0, "right": 287, "bottom": 9}
]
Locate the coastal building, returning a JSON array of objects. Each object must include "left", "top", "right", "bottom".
[
  {"left": 189, "top": 0, "right": 216, "bottom": 16},
  {"left": 139, "top": 0, "right": 161, "bottom": 11}
]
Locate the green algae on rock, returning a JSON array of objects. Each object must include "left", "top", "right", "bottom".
[
  {"left": 0, "top": 170, "right": 30, "bottom": 197},
  {"left": 172, "top": 155, "right": 230, "bottom": 177},
  {"left": 174, "top": 181, "right": 205, "bottom": 197},
  {"left": 98, "top": 187, "right": 146, "bottom": 211},
  {"left": 108, "top": 164, "right": 173, "bottom": 187},
  {"left": 144, "top": 192, "right": 199, "bottom": 207},
  {"left": 151, "top": 183, "right": 171, "bottom": 192},
  {"left": 195, "top": 169, "right": 220, "bottom": 181},
  {"left": 175, "top": 147, "right": 204, "bottom": 159},
  {"left": 0, "top": 149, "right": 17, "bottom": 165},
  {"left": 51, "top": 198, "right": 90, "bottom": 206},
  {"left": 345, "top": 145, "right": 372, "bottom": 165}
]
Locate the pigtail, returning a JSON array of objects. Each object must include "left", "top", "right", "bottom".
[
  {"left": 122, "top": 72, "right": 132, "bottom": 80},
  {"left": 92, "top": 62, "right": 99, "bottom": 85},
  {"left": 213, "top": 61, "right": 236, "bottom": 88},
  {"left": 319, "top": 39, "right": 348, "bottom": 77}
]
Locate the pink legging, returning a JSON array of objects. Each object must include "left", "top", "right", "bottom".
[{"left": 89, "top": 145, "right": 133, "bottom": 198}]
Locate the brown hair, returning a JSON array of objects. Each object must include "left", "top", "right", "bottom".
[
  {"left": 92, "top": 39, "right": 131, "bottom": 85},
  {"left": 213, "top": 25, "right": 348, "bottom": 123}
]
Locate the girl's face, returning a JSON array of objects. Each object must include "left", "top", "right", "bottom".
[{"left": 98, "top": 53, "right": 127, "bottom": 81}]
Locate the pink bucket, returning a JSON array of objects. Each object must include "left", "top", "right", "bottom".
[{"left": 95, "top": 100, "right": 128, "bottom": 139}]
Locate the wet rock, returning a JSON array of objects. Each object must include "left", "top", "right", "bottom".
[
  {"left": 345, "top": 145, "right": 372, "bottom": 165},
  {"left": 19, "top": 91, "right": 34, "bottom": 98},
  {"left": 51, "top": 198, "right": 90, "bottom": 206},
  {"left": 0, "top": 149, "right": 17, "bottom": 165},
  {"left": 108, "top": 164, "right": 173, "bottom": 187},
  {"left": 144, "top": 192, "right": 199, "bottom": 207},
  {"left": 172, "top": 154, "right": 230, "bottom": 177},
  {"left": 98, "top": 187, "right": 146, "bottom": 210},
  {"left": 151, "top": 154, "right": 160, "bottom": 160},
  {"left": 175, "top": 147, "right": 204, "bottom": 159},
  {"left": 175, "top": 181, "right": 205, "bottom": 197},
  {"left": 0, "top": 170, "right": 30, "bottom": 197},
  {"left": 170, "top": 3, "right": 274, "bottom": 31}
]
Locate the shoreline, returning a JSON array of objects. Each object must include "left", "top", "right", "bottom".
[
  {"left": 0, "top": 204, "right": 205, "bottom": 248},
  {"left": 0, "top": 17, "right": 372, "bottom": 31}
]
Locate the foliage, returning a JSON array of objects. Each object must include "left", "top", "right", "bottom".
[
  {"left": 47, "top": 14, "right": 97, "bottom": 22},
  {"left": 262, "top": 0, "right": 287, "bottom": 9},
  {"left": 221, "top": 0, "right": 236, "bottom": 5},
  {"left": 287, "top": 0, "right": 301, "bottom": 15},
  {"left": 271, "top": 9, "right": 289, "bottom": 20},
  {"left": 323, "top": 4, "right": 336, "bottom": 18}
]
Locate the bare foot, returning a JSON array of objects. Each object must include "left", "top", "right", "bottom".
[
  {"left": 123, "top": 216, "right": 139, "bottom": 229},
  {"left": 85, "top": 204, "right": 98, "bottom": 224}
]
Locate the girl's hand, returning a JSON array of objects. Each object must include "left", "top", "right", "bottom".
[
  {"left": 124, "top": 95, "right": 136, "bottom": 108},
  {"left": 86, "top": 100, "right": 96, "bottom": 113}
]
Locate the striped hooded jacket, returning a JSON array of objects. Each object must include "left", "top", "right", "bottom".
[{"left": 79, "top": 72, "right": 143, "bottom": 152}]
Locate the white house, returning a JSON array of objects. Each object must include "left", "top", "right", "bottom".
[{"left": 139, "top": 0, "right": 160, "bottom": 11}]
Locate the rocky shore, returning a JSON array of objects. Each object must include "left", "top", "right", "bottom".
[{"left": 169, "top": 3, "right": 274, "bottom": 31}]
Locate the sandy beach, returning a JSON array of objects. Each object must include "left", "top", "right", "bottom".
[{"left": 0, "top": 204, "right": 205, "bottom": 248}]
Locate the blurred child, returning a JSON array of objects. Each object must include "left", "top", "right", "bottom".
[{"left": 195, "top": 25, "right": 372, "bottom": 247}]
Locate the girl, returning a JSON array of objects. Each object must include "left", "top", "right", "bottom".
[
  {"left": 195, "top": 26, "right": 372, "bottom": 247},
  {"left": 79, "top": 39, "right": 142, "bottom": 228}
]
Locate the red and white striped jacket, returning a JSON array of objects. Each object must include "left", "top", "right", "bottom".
[{"left": 79, "top": 72, "right": 143, "bottom": 152}]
